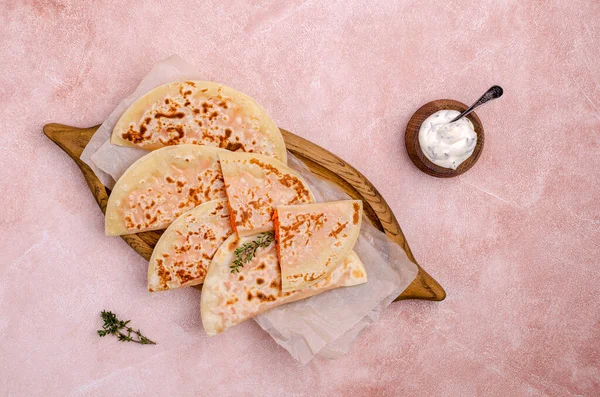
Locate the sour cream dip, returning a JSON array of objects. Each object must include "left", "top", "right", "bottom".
[{"left": 418, "top": 110, "right": 477, "bottom": 170}]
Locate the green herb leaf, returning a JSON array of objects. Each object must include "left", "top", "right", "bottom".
[
  {"left": 97, "top": 311, "right": 156, "bottom": 345},
  {"left": 230, "top": 231, "right": 275, "bottom": 273}
]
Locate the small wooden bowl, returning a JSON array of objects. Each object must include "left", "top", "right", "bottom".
[{"left": 405, "top": 99, "right": 484, "bottom": 178}]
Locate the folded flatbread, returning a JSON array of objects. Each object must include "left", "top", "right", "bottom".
[
  {"left": 219, "top": 152, "right": 315, "bottom": 237},
  {"left": 148, "top": 199, "right": 233, "bottom": 292},
  {"left": 105, "top": 145, "right": 226, "bottom": 236},
  {"left": 201, "top": 234, "right": 367, "bottom": 336},
  {"left": 274, "top": 200, "right": 363, "bottom": 293},
  {"left": 111, "top": 81, "right": 287, "bottom": 163}
]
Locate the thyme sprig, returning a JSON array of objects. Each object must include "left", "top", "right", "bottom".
[
  {"left": 230, "top": 231, "right": 275, "bottom": 273},
  {"left": 97, "top": 310, "right": 156, "bottom": 345}
]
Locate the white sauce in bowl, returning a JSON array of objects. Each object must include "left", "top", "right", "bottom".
[{"left": 418, "top": 110, "right": 477, "bottom": 170}]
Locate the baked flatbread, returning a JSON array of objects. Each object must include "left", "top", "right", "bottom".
[
  {"left": 111, "top": 81, "right": 287, "bottom": 163},
  {"left": 105, "top": 145, "right": 226, "bottom": 236},
  {"left": 219, "top": 151, "right": 314, "bottom": 237},
  {"left": 200, "top": 234, "right": 367, "bottom": 336},
  {"left": 274, "top": 200, "right": 363, "bottom": 292},
  {"left": 148, "top": 199, "right": 233, "bottom": 292}
]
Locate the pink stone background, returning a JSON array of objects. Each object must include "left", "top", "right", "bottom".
[{"left": 1, "top": 1, "right": 599, "bottom": 396}]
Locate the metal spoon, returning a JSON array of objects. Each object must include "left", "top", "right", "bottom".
[{"left": 449, "top": 85, "right": 503, "bottom": 123}]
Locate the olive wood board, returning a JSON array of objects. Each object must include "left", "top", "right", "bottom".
[{"left": 43, "top": 123, "right": 446, "bottom": 302}]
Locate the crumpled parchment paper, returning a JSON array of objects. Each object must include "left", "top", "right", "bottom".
[{"left": 80, "top": 55, "right": 418, "bottom": 364}]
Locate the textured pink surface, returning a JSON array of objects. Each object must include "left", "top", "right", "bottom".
[{"left": 1, "top": 1, "right": 599, "bottom": 396}]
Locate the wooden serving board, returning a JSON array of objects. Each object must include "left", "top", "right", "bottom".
[{"left": 43, "top": 123, "right": 445, "bottom": 302}]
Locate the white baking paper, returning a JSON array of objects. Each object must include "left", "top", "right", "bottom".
[{"left": 79, "top": 55, "right": 418, "bottom": 364}]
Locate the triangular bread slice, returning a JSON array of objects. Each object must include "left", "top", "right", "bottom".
[{"left": 274, "top": 200, "right": 363, "bottom": 293}]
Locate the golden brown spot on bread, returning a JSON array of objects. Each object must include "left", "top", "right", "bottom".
[
  {"left": 124, "top": 216, "right": 134, "bottom": 230},
  {"left": 329, "top": 221, "right": 348, "bottom": 239},
  {"left": 224, "top": 142, "right": 243, "bottom": 151},
  {"left": 176, "top": 269, "right": 195, "bottom": 284},
  {"left": 249, "top": 158, "right": 278, "bottom": 174},
  {"left": 156, "top": 259, "right": 172, "bottom": 289},
  {"left": 237, "top": 207, "right": 253, "bottom": 229},
  {"left": 202, "top": 229, "right": 216, "bottom": 242},
  {"left": 160, "top": 126, "right": 185, "bottom": 145},
  {"left": 269, "top": 280, "right": 279, "bottom": 288},
  {"left": 256, "top": 262, "right": 266, "bottom": 270},
  {"left": 304, "top": 271, "right": 325, "bottom": 282},
  {"left": 353, "top": 202, "right": 360, "bottom": 224},
  {"left": 174, "top": 243, "right": 191, "bottom": 254},
  {"left": 286, "top": 270, "right": 325, "bottom": 282},
  {"left": 256, "top": 291, "right": 277, "bottom": 302},
  {"left": 247, "top": 197, "right": 268, "bottom": 210},
  {"left": 228, "top": 237, "right": 239, "bottom": 251},
  {"left": 154, "top": 112, "right": 185, "bottom": 119},
  {"left": 256, "top": 278, "right": 264, "bottom": 285},
  {"left": 201, "top": 252, "right": 212, "bottom": 260},
  {"left": 352, "top": 269, "right": 364, "bottom": 278},
  {"left": 201, "top": 185, "right": 211, "bottom": 200},
  {"left": 122, "top": 126, "right": 146, "bottom": 144}
]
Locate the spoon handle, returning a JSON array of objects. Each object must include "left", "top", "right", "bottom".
[{"left": 450, "top": 85, "right": 503, "bottom": 123}]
